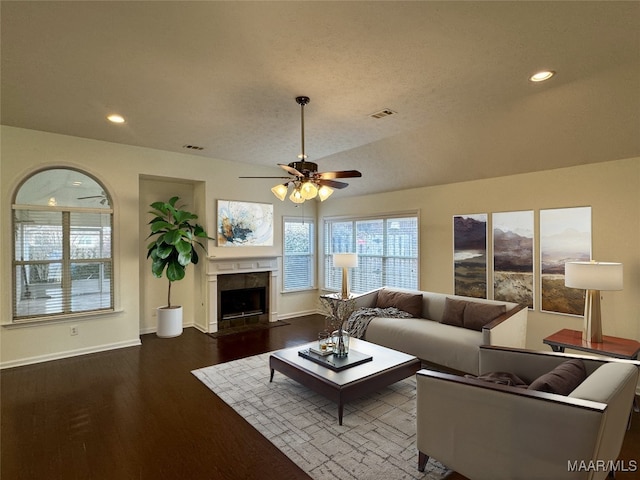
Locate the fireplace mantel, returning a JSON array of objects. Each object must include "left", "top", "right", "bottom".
[{"left": 206, "top": 256, "right": 280, "bottom": 332}]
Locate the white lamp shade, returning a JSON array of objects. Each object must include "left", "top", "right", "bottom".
[
  {"left": 565, "top": 262, "right": 623, "bottom": 291},
  {"left": 333, "top": 253, "right": 358, "bottom": 268}
]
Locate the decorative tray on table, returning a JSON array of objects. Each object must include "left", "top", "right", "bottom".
[{"left": 298, "top": 348, "right": 373, "bottom": 372}]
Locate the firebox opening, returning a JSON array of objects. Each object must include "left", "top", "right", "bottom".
[{"left": 220, "top": 287, "right": 266, "bottom": 320}]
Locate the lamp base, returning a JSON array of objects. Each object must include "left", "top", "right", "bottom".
[
  {"left": 582, "top": 289, "right": 603, "bottom": 343},
  {"left": 341, "top": 267, "right": 349, "bottom": 299}
]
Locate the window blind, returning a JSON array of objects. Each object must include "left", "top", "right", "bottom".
[
  {"left": 283, "top": 218, "right": 315, "bottom": 291},
  {"left": 324, "top": 214, "right": 418, "bottom": 293},
  {"left": 13, "top": 208, "right": 113, "bottom": 319}
]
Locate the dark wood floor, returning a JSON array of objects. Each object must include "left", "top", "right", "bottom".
[{"left": 2, "top": 315, "right": 639, "bottom": 480}]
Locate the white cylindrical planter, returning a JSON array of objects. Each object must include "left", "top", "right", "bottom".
[{"left": 157, "top": 306, "right": 183, "bottom": 338}]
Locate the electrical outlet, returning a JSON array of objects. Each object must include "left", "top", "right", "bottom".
[{"left": 70, "top": 326, "right": 78, "bottom": 336}]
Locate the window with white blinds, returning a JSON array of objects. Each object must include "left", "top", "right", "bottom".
[
  {"left": 283, "top": 217, "right": 315, "bottom": 292},
  {"left": 324, "top": 214, "right": 419, "bottom": 294},
  {"left": 12, "top": 168, "right": 114, "bottom": 321}
]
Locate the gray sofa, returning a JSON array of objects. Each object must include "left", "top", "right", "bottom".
[{"left": 351, "top": 287, "right": 528, "bottom": 375}]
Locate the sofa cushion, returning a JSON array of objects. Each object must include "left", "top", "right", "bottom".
[
  {"left": 440, "top": 297, "right": 467, "bottom": 327},
  {"left": 528, "top": 359, "right": 587, "bottom": 395},
  {"left": 463, "top": 303, "right": 506, "bottom": 331},
  {"left": 375, "top": 289, "right": 423, "bottom": 317},
  {"left": 365, "top": 316, "right": 483, "bottom": 375}
]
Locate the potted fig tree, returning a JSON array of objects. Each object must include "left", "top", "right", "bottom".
[{"left": 146, "top": 196, "right": 211, "bottom": 337}]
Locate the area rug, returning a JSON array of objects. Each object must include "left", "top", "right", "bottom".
[
  {"left": 207, "top": 320, "right": 290, "bottom": 338},
  {"left": 192, "top": 352, "right": 450, "bottom": 480}
]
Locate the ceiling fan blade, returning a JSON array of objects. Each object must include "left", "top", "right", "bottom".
[
  {"left": 239, "top": 176, "right": 291, "bottom": 179},
  {"left": 278, "top": 163, "right": 304, "bottom": 177},
  {"left": 317, "top": 179, "right": 349, "bottom": 189},
  {"left": 316, "top": 170, "right": 362, "bottom": 180},
  {"left": 77, "top": 195, "right": 105, "bottom": 199}
]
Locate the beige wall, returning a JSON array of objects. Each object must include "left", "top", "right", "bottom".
[
  {"left": 1, "top": 125, "right": 638, "bottom": 367},
  {"left": 1, "top": 126, "right": 317, "bottom": 367},
  {"left": 318, "top": 157, "right": 640, "bottom": 349}
]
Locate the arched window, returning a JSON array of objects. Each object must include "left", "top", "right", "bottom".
[{"left": 12, "top": 168, "right": 114, "bottom": 321}]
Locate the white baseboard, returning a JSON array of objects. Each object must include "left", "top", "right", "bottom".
[
  {"left": 0, "top": 339, "right": 142, "bottom": 370},
  {"left": 139, "top": 321, "right": 197, "bottom": 336},
  {"left": 277, "top": 309, "right": 321, "bottom": 320}
]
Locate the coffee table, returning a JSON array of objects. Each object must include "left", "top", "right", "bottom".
[{"left": 269, "top": 338, "right": 420, "bottom": 425}]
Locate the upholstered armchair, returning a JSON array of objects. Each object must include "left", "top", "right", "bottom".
[{"left": 416, "top": 345, "right": 639, "bottom": 480}]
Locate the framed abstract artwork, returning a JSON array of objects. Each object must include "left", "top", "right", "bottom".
[
  {"left": 540, "top": 206, "right": 591, "bottom": 315},
  {"left": 217, "top": 200, "right": 274, "bottom": 247},
  {"left": 492, "top": 210, "right": 534, "bottom": 309},
  {"left": 453, "top": 214, "right": 487, "bottom": 298}
]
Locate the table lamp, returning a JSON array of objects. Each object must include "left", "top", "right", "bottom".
[
  {"left": 564, "top": 261, "right": 623, "bottom": 343},
  {"left": 333, "top": 253, "right": 358, "bottom": 299}
]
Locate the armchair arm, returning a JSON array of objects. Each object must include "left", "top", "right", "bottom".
[{"left": 416, "top": 369, "right": 608, "bottom": 480}]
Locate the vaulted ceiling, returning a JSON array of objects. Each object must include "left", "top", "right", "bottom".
[{"left": 2, "top": 1, "right": 639, "bottom": 198}]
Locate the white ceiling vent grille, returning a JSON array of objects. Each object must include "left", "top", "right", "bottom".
[{"left": 369, "top": 108, "right": 396, "bottom": 119}]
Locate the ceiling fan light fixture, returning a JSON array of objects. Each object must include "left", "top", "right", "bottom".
[
  {"left": 289, "top": 186, "right": 305, "bottom": 204},
  {"left": 318, "top": 185, "right": 334, "bottom": 201},
  {"left": 300, "top": 181, "right": 318, "bottom": 200},
  {"left": 271, "top": 183, "right": 289, "bottom": 201},
  {"left": 240, "top": 96, "right": 360, "bottom": 202}
]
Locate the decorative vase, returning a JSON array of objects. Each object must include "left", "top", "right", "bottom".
[
  {"left": 157, "top": 306, "right": 183, "bottom": 338},
  {"left": 331, "top": 328, "right": 351, "bottom": 357}
]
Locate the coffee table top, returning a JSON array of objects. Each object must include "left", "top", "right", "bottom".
[{"left": 270, "top": 338, "right": 419, "bottom": 387}]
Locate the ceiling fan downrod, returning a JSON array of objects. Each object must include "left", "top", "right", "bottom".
[{"left": 296, "top": 96, "right": 310, "bottom": 161}]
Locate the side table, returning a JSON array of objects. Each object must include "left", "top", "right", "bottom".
[{"left": 543, "top": 328, "right": 640, "bottom": 360}]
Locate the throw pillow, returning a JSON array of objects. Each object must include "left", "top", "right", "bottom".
[
  {"left": 441, "top": 297, "right": 467, "bottom": 327},
  {"left": 463, "top": 303, "right": 506, "bottom": 331},
  {"left": 528, "top": 359, "right": 587, "bottom": 395},
  {"left": 375, "top": 289, "right": 423, "bottom": 317}
]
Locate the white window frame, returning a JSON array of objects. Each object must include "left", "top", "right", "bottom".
[
  {"left": 323, "top": 211, "right": 420, "bottom": 294},
  {"left": 282, "top": 216, "right": 316, "bottom": 292},
  {"left": 11, "top": 168, "right": 114, "bottom": 322}
]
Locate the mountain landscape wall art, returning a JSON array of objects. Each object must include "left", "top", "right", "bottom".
[
  {"left": 493, "top": 211, "right": 534, "bottom": 308},
  {"left": 453, "top": 214, "right": 487, "bottom": 298},
  {"left": 540, "top": 206, "right": 591, "bottom": 315}
]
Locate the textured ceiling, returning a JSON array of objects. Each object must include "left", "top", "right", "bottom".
[{"left": 2, "top": 1, "right": 639, "bottom": 198}]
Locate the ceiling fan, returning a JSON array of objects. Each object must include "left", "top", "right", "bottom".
[
  {"left": 240, "top": 96, "right": 362, "bottom": 203},
  {"left": 77, "top": 191, "right": 109, "bottom": 205}
]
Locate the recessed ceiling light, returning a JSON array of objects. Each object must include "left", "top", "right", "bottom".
[
  {"left": 107, "top": 114, "right": 126, "bottom": 124},
  {"left": 529, "top": 70, "right": 556, "bottom": 82}
]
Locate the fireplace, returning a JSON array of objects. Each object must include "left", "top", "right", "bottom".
[
  {"left": 220, "top": 287, "right": 266, "bottom": 320},
  {"left": 217, "top": 271, "right": 270, "bottom": 330},
  {"left": 207, "top": 256, "right": 279, "bottom": 333}
]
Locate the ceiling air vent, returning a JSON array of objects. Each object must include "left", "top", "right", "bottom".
[
  {"left": 182, "top": 144, "right": 204, "bottom": 151},
  {"left": 369, "top": 108, "right": 396, "bottom": 119}
]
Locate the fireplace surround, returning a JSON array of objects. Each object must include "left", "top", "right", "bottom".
[{"left": 207, "top": 256, "right": 279, "bottom": 333}]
